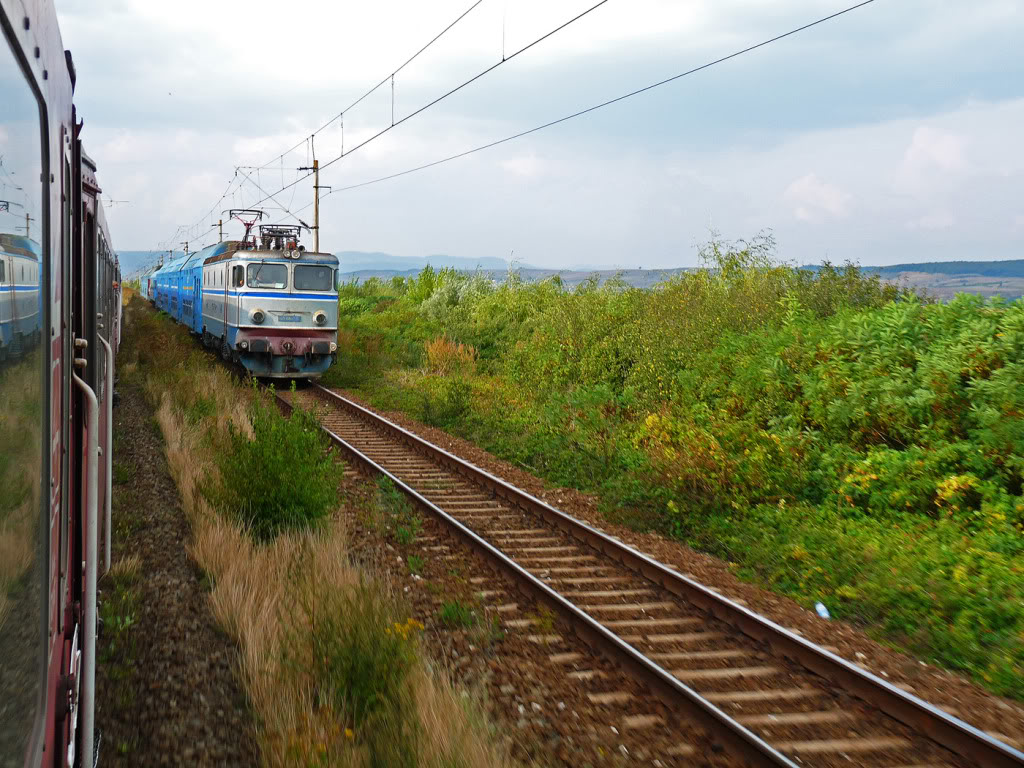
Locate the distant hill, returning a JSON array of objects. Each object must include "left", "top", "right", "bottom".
[
  {"left": 119, "top": 246, "right": 1024, "bottom": 299},
  {"left": 117, "top": 250, "right": 168, "bottom": 277},
  {"left": 800, "top": 258, "right": 1024, "bottom": 279},
  {"left": 340, "top": 267, "right": 691, "bottom": 289},
  {"left": 336, "top": 251, "right": 514, "bottom": 272},
  {"left": 800, "top": 259, "right": 1024, "bottom": 300}
]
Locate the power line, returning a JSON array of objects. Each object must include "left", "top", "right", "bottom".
[
  {"left": 157, "top": 0, "right": 489, "bottom": 250},
  {"left": 245, "top": 0, "right": 613, "bottom": 211},
  {"left": 301, "top": 0, "right": 879, "bottom": 203},
  {"left": 253, "top": 0, "right": 488, "bottom": 173}
]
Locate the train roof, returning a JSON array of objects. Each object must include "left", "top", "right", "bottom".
[
  {"left": 204, "top": 248, "right": 339, "bottom": 266},
  {"left": 150, "top": 240, "right": 338, "bottom": 279},
  {"left": 0, "top": 233, "right": 42, "bottom": 260}
]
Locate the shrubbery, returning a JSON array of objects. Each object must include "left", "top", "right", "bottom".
[
  {"left": 328, "top": 237, "right": 1024, "bottom": 696},
  {"left": 210, "top": 390, "right": 337, "bottom": 541}
]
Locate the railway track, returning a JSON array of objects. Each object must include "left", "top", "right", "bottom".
[{"left": 279, "top": 382, "right": 1024, "bottom": 768}]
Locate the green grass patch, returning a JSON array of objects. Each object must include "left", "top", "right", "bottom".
[
  {"left": 437, "top": 599, "right": 475, "bottom": 628},
  {"left": 373, "top": 476, "right": 422, "bottom": 546}
]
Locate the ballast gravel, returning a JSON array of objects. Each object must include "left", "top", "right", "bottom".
[{"left": 94, "top": 376, "right": 257, "bottom": 767}]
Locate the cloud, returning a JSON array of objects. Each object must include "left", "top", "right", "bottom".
[
  {"left": 903, "top": 126, "right": 968, "bottom": 173},
  {"left": 783, "top": 173, "right": 851, "bottom": 221},
  {"left": 500, "top": 153, "right": 543, "bottom": 178},
  {"left": 55, "top": 0, "right": 1024, "bottom": 268},
  {"left": 908, "top": 211, "right": 955, "bottom": 231}
]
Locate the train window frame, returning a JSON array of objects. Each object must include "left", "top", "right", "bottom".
[
  {"left": 247, "top": 261, "right": 288, "bottom": 289},
  {"left": 293, "top": 264, "right": 333, "bottom": 291},
  {"left": 0, "top": 9, "right": 53, "bottom": 765}
]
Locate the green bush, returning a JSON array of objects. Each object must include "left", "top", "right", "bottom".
[
  {"left": 333, "top": 239, "right": 1024, "bottom": 696},
  {"left": 420, "top": 378, "right": 471, "bottom": 428},
  {"left": 211, "top": 392, "right": 337, "bottom": 541}
]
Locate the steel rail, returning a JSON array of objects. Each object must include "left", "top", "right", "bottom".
[
  {"left": 304, "top": 383, "right": 1024, "bottom": 768},
  {"left": 277, "top": 390, "right": 799, "bottom": 767}
]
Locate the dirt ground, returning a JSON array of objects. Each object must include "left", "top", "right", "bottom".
[{"left": 93, "top": 374, "right": 257, "bottom": 766}]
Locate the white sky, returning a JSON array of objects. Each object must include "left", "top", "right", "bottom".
[{"left": 58, "top": 0, "right": 1024, "bottom": 268}]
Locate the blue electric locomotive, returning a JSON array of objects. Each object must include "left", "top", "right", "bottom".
[{"left": 147, "top": 225, "right": 339, "bottom": 378}]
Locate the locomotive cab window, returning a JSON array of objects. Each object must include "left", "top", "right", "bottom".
[
  {"left": 247, "top": 262, "right": 287, "bottom": 289},
  {"left": 0, "top": 20, "right": 47, "bottom": 765},
  {"left": 294, "top": 264, "right": 333, "bottom": 291},
  {"left": 232, "top": 265, "right": 244, "bottom": 287}
]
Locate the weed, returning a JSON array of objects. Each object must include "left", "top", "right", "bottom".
[
  {"left": 407, "top": 555, "right": 424, "bottom": 575},
  {"left": 437, "top": 599, "right": 475, "bottom": 628},
  {"left": 470, "top": 613, "right": 505, "bottom": 650},
  {"left": 99, "top": 555, "right": 142, "bottom": 669},
  {"left": 530, "top": 606, "right": 556, "bottom": 635},
  {"left": 375, "top": 477, "right": 422, "bottom": 545},
  {"left": 112, "top": 461, "right": 132, "bottom": 485}
]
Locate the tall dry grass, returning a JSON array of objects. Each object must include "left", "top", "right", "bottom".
[
  {"left": 0, "top": 354, "right": 43, "bottom": 633},
  {"left": 134, "top": 296, "right": 513, "bottom": 767}
]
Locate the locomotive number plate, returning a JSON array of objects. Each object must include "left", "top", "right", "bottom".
[{"left": 278, "top": 314, "right": 302, "bottom": 322}]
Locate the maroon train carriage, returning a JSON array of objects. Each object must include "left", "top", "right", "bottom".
[{"left": 1, "top": 1, "right": 121, "bottom": 766}]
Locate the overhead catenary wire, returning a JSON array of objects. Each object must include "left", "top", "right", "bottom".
[
  {"left": 252, "top": 0, "right": 488, "bottom": 173},
  {"left": 157, "top": 0, "right": 489, "bottom": 250},
  {"left": 244, "top": 0, "right": 614, "bottom": 211},
  {"left": 277, "top": 0, "right": 877, "bottom": 212}
]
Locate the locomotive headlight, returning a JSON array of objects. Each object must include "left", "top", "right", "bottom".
[
  {"left": 314, "top": 310, "right": 327, "bottom": 326},
  {"left": 238, "top": 340, "right": 249, "bottom": 350},
  {"left": 251, "top": 309, "right": 265, "bottom": 324},
  {"left": 329, "top": 342, "right": 337, "bottom": 353}
]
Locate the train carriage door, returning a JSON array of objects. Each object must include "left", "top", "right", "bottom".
[
  {"left": 194, "top": 273, "right": 200, "bottom": 329},
  {"left": 0, "top": 254, "right": 9, "bottom": 348},
  {"left": 221, "top": 264, "right": 228, "bottom": 334},
  {"left": 232, "top": 264, "right": 243, "bottom": 327}
]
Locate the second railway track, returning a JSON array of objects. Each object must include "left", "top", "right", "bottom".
[{"left": 279, "top": 382, "right": 1024, "bottom": 768}]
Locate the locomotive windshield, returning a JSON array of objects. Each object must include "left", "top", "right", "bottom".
[
  {"left": 294, "top": 264, "right": 333, "bottom": 291},
  {"left": 247, "top": 262, "right": 288, "bottom": 289}
]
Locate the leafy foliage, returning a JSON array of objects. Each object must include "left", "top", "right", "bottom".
[
  {"left": 211, "top": 391, "right": 337, "bottom": 541},
  {"left": 330, "top": 238, "right": 1024, "bottom": 696}
]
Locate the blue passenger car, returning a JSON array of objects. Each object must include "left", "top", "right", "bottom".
[
  {"left": 0, "top": 233, "right": 42, "bottom": 361},
  {"left": 148, "top": 232, "right": 339, "bottom": 378}
]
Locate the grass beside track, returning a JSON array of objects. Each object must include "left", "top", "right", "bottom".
[
  {"left": 120, "top": 292, "right": 516, "bottom": 768},
  {"left": 323, "top": 238, "right": 1024, "bottom": 698}
]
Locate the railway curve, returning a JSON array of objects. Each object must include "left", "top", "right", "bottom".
[{"left": 277, "top": 382, "right": 1024, "bottom": 768}]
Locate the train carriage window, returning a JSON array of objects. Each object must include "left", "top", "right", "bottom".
[
  {"left": 247, "top": 262, "right": 287, "bottom": 289},
  {"left": 294, "top": 264, "right": 333, "bottom": 291},
  {"left": 0, "top": 21, "right": 48, "bottom": 765}
]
